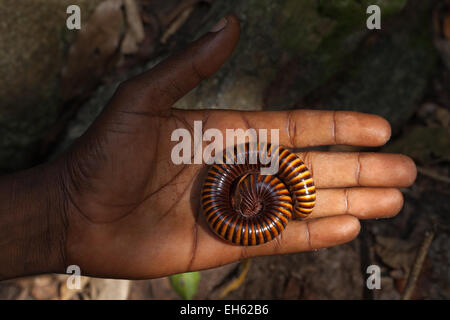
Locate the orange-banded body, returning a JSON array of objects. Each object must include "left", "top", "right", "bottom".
[{"left": 201, "top": 143, "right": 315, "bottom": 246}]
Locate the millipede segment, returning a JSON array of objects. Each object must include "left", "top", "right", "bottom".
[{"left": 201, "top": 144, "right": 316, "bottom": 246}]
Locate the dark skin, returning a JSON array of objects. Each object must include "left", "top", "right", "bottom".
[{"left": 0, "top": 15, "right": 416, "bottom": 281}]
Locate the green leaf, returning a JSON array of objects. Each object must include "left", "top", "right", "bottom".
[{"left": 169, "top": 272, "right": 201, "bottom": 300}]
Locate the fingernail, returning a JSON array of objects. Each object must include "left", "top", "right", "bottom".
[{"left": 209, "top": 17, "right": 228, "bottom": 33}]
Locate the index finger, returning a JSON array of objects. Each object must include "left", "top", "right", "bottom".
[
  {"left": 180, "top": 109, "right": 392, "bottom": 148},
  {"left": 240, "top": 109, "right": 392, "bottom": 148}
]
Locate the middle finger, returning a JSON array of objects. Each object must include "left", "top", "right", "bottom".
[{"left": 298, "top": 152, "right": 416, "bottom": 188}]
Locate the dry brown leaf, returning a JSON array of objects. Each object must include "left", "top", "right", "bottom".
[
  {"left": 375, "top": 236, "right": 418, "bottom": 274},
  {"left": 121, "top": 0, "right": 145, "bottom": 54},
  {"left": 161, "top": 6, "right": 194, "bottom": 44},
  {"left": 89, "top": 278, "right": 131, "bottom": 300},
  {"left": 433, "top": 2, "right": 450, "bottom": 70},
  {"left": 159, "top": 0, "right": 205, "bottom": 26},
  {"left": 444, "top": 6, "right": 450, "bottom": 40},
  {"left": 62, "top": 0, "right": 124, "bottom": 100},
  {"left": 435, "top": 106, "right": 450, "bottom": 127},
  {"left": 31, "top": 275, "right": 58, "bottom": 300}
]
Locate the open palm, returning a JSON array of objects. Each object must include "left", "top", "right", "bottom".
[{"left": 59, "top": 15, "right": 416, "bottom": 279}]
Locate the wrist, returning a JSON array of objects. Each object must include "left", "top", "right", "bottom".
[{"left": 0, "top": 162, "right": 68, "bottom": 280}]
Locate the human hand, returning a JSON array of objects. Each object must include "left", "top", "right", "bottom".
[{"left": 0, "top": 15, "right": 416, "bottom": 280}]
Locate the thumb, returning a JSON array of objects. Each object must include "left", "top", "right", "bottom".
[{"left": 109, "top": 14, "right": 240, "bottom": 115}]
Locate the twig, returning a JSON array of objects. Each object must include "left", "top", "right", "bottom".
[
  {"left": 161, "top": 6, "right": 194, "bottom": 44},
  {"left": 401, "top": 232, "right": 435, "bottom": 300},
  {"left": 417, "top": 166, "right": 450, "bottom": 184},
  {"left": 360, "top": 224, "right": 375, "bottom": 300},
  {"left": 220, "top": 259, "right": 251, "bottom": 298}
]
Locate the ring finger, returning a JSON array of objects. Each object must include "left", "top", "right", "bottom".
[
  {"left": 308, "top": 187, "right": 404, "bottom": 220},
  {"left": 297, "top": 151, "right": 416, "bottom": 188}
]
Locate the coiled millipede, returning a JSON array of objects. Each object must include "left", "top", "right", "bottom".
[{"left": 201, "top": 143, "right": 316, "bottom": 246}]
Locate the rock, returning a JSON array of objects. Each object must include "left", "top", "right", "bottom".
[
  {"left": 174, "top": 0, "right": 341, "bottom": 110},
  {"left": 173, "top": 0, "right": 411, "bottom": 112},
  {"left": 0, "top": 0, "right": 102, "bottom": 172},
  {"left": 303, "top": 0, "right": 439, "bottom": 132}
]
